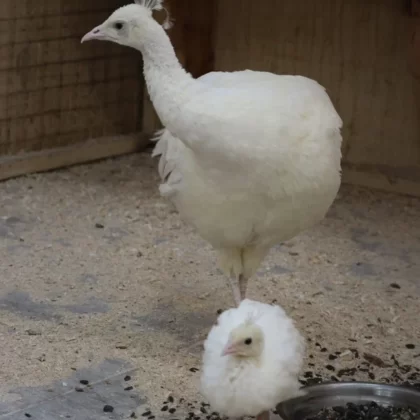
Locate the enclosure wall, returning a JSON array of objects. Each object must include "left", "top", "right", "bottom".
[
  {"left": 213, "top": 0, "right": 420, "bottom": 194},
  {"left": 0, "top": 0, "right": 143, "bottom": 157}
]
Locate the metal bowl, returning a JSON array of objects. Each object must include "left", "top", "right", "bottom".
[{"left": 277, "top": 382, "right": 420, "bottom": 420}]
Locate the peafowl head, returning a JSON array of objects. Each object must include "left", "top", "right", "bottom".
[
  {"left": 221, "top": 321, "right": 265, "bottom": 358},
  {"left": 81, "top": 0, "right": 172, "bottom": 47}
]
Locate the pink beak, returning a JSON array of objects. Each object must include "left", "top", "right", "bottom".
[
  {"left": 221, "top": 343, "right": 236, "bottom": 356},
  {"left": 81, "top": 26, "right": 105, "bottom": 43}
]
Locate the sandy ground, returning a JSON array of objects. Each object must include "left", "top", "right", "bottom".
[{"left": 0, "top": 152, "right": 419, "bottom": 419}]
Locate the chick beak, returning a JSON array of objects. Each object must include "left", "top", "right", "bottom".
[
  {"left": 81, "top": 26, "right": 106, "bottom": 43},
  {"left": 221, "top": 342, "right": 236, "bottom": 356}
]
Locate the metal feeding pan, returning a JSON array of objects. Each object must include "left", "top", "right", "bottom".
[{"left": 277, "top": 382, "right": 420, "bottom": 420}]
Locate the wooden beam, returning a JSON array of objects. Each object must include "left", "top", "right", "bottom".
[
  {"left": 342, "top": 163, "right": 420, "bottom": 197},
  {"left": 0, "top": 132, "right": 150, "bottom": 182}
]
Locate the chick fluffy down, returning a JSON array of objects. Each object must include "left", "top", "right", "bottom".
[{"left": 201, "top": 299, "right": 305, "bottom": 418}]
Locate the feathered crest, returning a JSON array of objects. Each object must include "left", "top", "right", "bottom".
[{"left": 134, "top": 0, "right": 174, "bottom": 29}]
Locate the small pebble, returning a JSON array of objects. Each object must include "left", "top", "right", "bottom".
[
  {"left": 103, "top": 405, "right": 114, "bottom": 413},
  {"left": 125, "top": 386, "right": 134, "bottom": 391},
  {"left": 79, "top": 379, "right": 89, "bottom": 385},
  {"left": 189, "top": 367, "right": 199, "bottom": 373},
  {"left": 142, "top": 411, "right": 151, "bottom": 417},
  {"left": 124, "top": 375, "right": 132, "bottom": 381},
  {"left": 169, "top": 408, "right": 176, "bottom": 414},
  {"left": 162, "top": 406, "right": 169, "bottom": 412},
  {"left": 325, "top": 365, "right": 335, "bottom": 371},
  {"left": 95, "top": 223, "right": 104, "bottom": 229},
  {"left": 168, "top": 395, "right": 174, "bottom": 403},
  {"left": 390, "top": 283, "right": 401, "bottom": 289},
  {"left": 24, "top": 414, "right": 32, "bottom": 418}
]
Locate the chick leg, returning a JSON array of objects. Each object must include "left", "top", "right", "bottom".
[{"left": 256, "top": 411, "right": 270, "bottom": 420}]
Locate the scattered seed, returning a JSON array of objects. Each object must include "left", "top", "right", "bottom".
[
  {"left": 95, "top": 223, "right": 104, "bottom": 229},
  {"left": 326, "top": 365, "right": 335, "bottom": 371},
  {"left": 390, "top": 283, "right": 401, "bottom": 289},
  {"left": 189, "top": 367, "right": 199, "bottom": 373},
  {"left": 363, "top": 353, "right": 388, "bottom": 368},
  {"left": 125, "top": 386, "right": 134, "bottom": 391},
  {"left": 116, "top": 344, "right": 128, "bottom": 349},
  {"left": 305, "top": 401, "right": 418, "bottom": 420},
  {"left": 26, "top": 329, "right": 41, "bottom": 336},
  {"left": 75, "top": 387, "right": 84, "bottom": 392},
  {"left": 169, "top": 408, "right": 176, "bottom": 414},
  {"left": 162, "top": 406, "right": 169, "bottom": 412},
  {"left": 406, "top": 344, "right": 415, "bottom": 350},
  {"left": 124, "top": 375, "right": 132, "bottom": 381},
  {"left": 168, "top": 396, "right": 174, "bottom": 403},
  {"left": 24, "top": 414, "right": 32, "bottom": 418},
  {"left": 131, "top": 413, "right": 138, "bottom": 419},
  {"left": 103, "top": 405, "right": 114, "bottom": 413},
  {"left": 79, "top": 379, "right": 89, "bottom": 385},
  {"left": 142, "top": 411, "right": 151, "bottom": 417}
]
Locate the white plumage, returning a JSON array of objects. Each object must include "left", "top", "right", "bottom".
[
  {"left": 82, "top": 0, "right": 343, "bottom": 305},
  {"left": 201, "top": 299, "right": 305, "bottom": 419}
]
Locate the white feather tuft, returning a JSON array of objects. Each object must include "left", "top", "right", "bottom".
[
  {"left": 133, "top": 0, "right": 174, "bottom": 30},
  {"left": 134, "top": 0, "right": 164, "bottom": 11},
  {"left": 162, "top": 9, "right": 175, "bottom": 30}
]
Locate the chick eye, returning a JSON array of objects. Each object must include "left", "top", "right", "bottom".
[
  {"left": 114, "top": 22, "right": 124, "bottom": 30},
  {"left": 244, "top": 338, "right": 252, "bottom": 345}
]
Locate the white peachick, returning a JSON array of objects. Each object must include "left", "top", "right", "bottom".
[
  {"left": 201, "top": 299, "right": 305, "bottom": 420},
  {"left": 82, "top": 0, "right": 343, "bottom": 305}
]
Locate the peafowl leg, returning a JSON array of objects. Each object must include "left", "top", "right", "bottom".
[
  {"left": 238, "top": 273, "right": 248, "bottom": 301},
  {"left": 228, "top": 276, "right": 242, "bottom": 306},
  {"left": 228, "top": 274, "right": 248, "bottom": 306},
  {"left": 256, "top": 411, "right": 270, "bottom": 420}
]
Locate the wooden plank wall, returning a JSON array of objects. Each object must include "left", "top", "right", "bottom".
[
  {"left": 0, "top": 0, "right": 143, "bottom": 157},
  {"left": 214, "top": 0, "right": 420, "bottom": 195}
]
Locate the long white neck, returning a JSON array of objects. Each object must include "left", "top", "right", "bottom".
[{"left": 133, "top": 21, "right": 201, "bottom": 132}]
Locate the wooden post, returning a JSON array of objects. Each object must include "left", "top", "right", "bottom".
[
  {"left": 141, "top": 0, "right": 217, "bottom": 134},
  {"left": 170, "top": 0, "right": 217, "bottom": 78},
  {"left": 409, "top": 0, "right": 420, "bottom": 80}
]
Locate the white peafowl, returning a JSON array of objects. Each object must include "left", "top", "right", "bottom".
[
  {"left": 82, "top": 0, "right": 343, "bottom": 306},
  {"left": 201, "top": 299, "right": 306, "bottom": 420}
]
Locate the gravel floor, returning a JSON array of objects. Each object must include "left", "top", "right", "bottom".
[{"left": 0, "top": 152, "right": 419, "bottom": 419}]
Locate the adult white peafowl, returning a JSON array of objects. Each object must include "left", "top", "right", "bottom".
[
  {"left": 82, "top": 0, "right": 343, "bottom": 306},
  {"left": 201, "top": 299, "right": 306, "bottom": 420}
]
